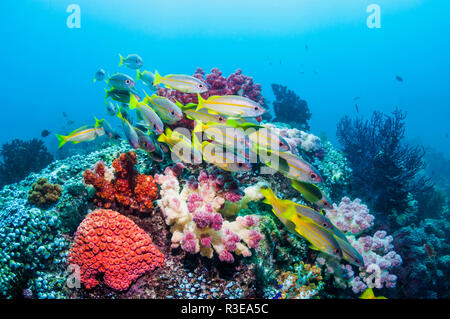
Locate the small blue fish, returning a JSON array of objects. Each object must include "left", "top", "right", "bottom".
[{"left": 119, "top": 54, "right": 143, "bottom": 69}]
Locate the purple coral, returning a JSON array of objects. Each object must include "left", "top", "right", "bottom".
[{"left": 326, "top": 197, "right": 374, "bottom": 235}]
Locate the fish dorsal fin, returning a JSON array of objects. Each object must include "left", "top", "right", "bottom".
[{"left": 69, "top": 125, "right": 91, "bottom": 135}]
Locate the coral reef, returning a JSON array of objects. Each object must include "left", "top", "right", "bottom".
[
  {"left": 83, "top": 151, "right": 158, "bottom": 214},
  {"left": 68, "top": 209, "right": 164, "bottom": 291},
  {"left": 392, "top": 218, "right": 450, "bottom": 298},
  {"left": 271, "top": 84, "right": 311, "bottom": 130},
  {"left": 28, "top": 178, "right": 62, "bottom": 208},
  {"left": 0, "top": 138, "right": 53, "bottom": 187},
  {"left": 155, "top": 165, "right": 262, "bottom": 263},
  {"left": 157, "top": 67, "right": 264, "bottom": 106},
  {"left": 0, "top": 200, "right": 67, "bottom": 298},
  {"left": 275, "top": 262, "right": 324, "bottom": 299}
]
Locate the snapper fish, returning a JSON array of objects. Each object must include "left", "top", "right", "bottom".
[
  {"left": 117, "top": 108, "right": 139, "bottom": 149},
  {"left": 290, "top": 180, "right": 332, "bottom": 209},
  {"left": 129, "top": 94, "right": 164, "bottom": 135},
  {"left": 94, "top": 117, "right": 115, "bottom": 139},
  {"left": 157, "top": 127, "right": 202, "bottom": 164},
  {"left": 119, "top": 53, "right": 143, "bottom": 69},
  {"left": 134, "top": 127, "right": 156, "bottom": 153},
  {"left": 335, "top": 236, "right": 365, "bottom": 268},
  {"left": 248, "top": 127, "right": 291, "bottom": 152},
  {"left": 193, "top": 121, "right": 252, "bottom": 151},
  {"left": 201, "top": 141, "right": 252, "bottom": 173},
  {"left": 260, "top": 188, "right": 342, "bottom": 259},
  {"left": 143, "top": 92, "right": 183, "bottom": 124},
  {"left": 55, "top": 125, "right": 104, "bottom": 148},
  {"left": 175, "top": 100, "right": 228, "bottom": 124},
  {"left": 106, "top": 101, "right": 117, "bottom": 116},
  {"left": 260, "top": 150, "right": 323, "bottom": 184},
  {"left": 105, "top": 88, "right": 132, "bottom": 104},
  {"left": 107, "top": 73, "right": 135, "bottom": 91},
  {"left": 197, "top": 94, "right": 265, "bottom": 118},
  {"left": 153, "top": 70, "right": 208, "bottom": 93},
  {"left": 94, "top": 68, "right": 106, "bottom": 82},
  {"left": 136, "top": 70, "right": 157, "bottom": 91},
  {"left": 260, "top": 187, "right": 345, "bottom": 241}
]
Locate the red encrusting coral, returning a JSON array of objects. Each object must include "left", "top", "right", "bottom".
[
  {"left": 157, "top": 67, "right": 264, "bottom": 106},
  {"left": 83, "top": 151, "right": 158, "bottom": 214},
  {"left": 68, "top": 209, "right": 164, "bottom": 291}
]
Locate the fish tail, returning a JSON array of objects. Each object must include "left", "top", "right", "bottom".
[
  {"left": 118, "top": 54, "right": 124, "bottom": 67},
  {"left": 192, "top": 121, "right": 203, "bottom": 152},
  {"left": 196, "top": 93, "right": 205, "bottom": 111},
  {"left": 359, "top": 288, "right": 375, "bottom": 299},
  {"left": 55, "top": 134, "right": 67, "bottom": 148},
  {"left": 94, "top": 117, "right": 104, "bottom": 128},
  {"left": 153, "top": 70, "right": 162, "bottom": 86},
  {"left": 136, "top": 69, "right": 142, "bottom": 81},
  {"left": 117, "top": 108, "right": 125, "bottom": 122},
  {"left": 157, "top": 133, "right": 168, "bottom": 144},
  {"left": 260, "top": 187, "right": 277, "bottom": 206},
  {"left": 129, "top": 93, "right": 138, "bottom": 110}
]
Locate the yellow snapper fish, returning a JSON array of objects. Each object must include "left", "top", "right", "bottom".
[
  {"left": 335, "top": 235, "right": 365, "bottom": 268},
  {"left": 157, "top": 127, "right": 202, "bottom": 164},
  {"left": 153, "top": 70, "right": 208, "bottom": 93},
  {"left": 201, "top": 141, "right": 252, "bottom": 173},
  {"left": 291, "top": 180, "right": 333, "bottom": 209},
  {"left": 129, "top": 94, "right": 164, "bottom": 135},
  {"left": 193, "top": 121, "right": 252, "bottom": 151},
  {"left": 143, "top": 92, "right": 183, "bottom": 124},
  {"left": 260, "top": 187, "right": 345, "bottom": 239},
  {"left": 225, "top": 117, "right": 262, "bottom": 129},
  {"left": 260, "top": 150, "right": 323, "bottom": 184},
  {"left": 55, "top": 125, "right": 105, "bottom": 148},
  {"left": 260, "top": 188, "right": 342, "bottom": 259},
  {"left": 175, "top": 100, "right": 228, "bottom": 124},
  {"left": 248, "top": 127, "right": 291, "bottom": 152},
  {"left": 197, "top": 94, "right": 265, "bottom": 118},
  {"left": 359, "top": 288, "right": 387, "bottom": 299}
]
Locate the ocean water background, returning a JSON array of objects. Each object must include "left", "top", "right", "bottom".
[{"left": 1, "top": 0, "right": 449, "bottom": 157}]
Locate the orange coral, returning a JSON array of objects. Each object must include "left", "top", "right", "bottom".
[
  {"left": 83, "top": 151, "right": 158, "bottom": 213},
  {"left": 68, "top": 209, "right": 164, "bottom": 291}
]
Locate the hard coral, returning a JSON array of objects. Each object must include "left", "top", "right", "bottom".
[
  {"left": 275, "top": 262, "right": 324, "bottom": 299},
  {"left": 0, "top": 138, "right": 53, "bottom": 187},
  {"left": 157, "top": 67, "right": 264, "bottom": 106},
  {"left": 28, "top": 178, "right": 62, "bottom": 208},
  {"left": 271, "top": 84, "right": 311, "bottom": 130},
  {"left": 155, "top": 165, "right": 262, "bottom": 263},
  {"left": 83, "top": 151, "right": 158, "bottom": 213},
  {"left": 68, "top": 209, "right": 164, "bottom": 291}
]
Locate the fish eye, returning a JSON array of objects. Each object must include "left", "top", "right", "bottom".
[
  {"left": 335, "top": 249, "right": 341, "bottom": 254},
  {"left": 171, "top": 111, "right": 175, "bottom": 115},
  {"left": 254, "top": 107, "right": 258, "bottom": 110},
  {"left": 125, "top": 80, "right": 131, "bottom": 84},
  {"left": 199, "top": 84, "right": 203, "bottom": 88},
  {"left": 238, "top": 163, "right": 243, "bottom": 167},
  {"left": 310, "top": 173, "right": 317, "bottom": 179}
]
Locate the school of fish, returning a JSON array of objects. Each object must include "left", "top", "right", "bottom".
[{"left": 56, "top": 53, "right": 364, "bottom": 268}]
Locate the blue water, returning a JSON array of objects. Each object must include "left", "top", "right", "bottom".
[{"left": 2, "top": 0, "right": 449, "bottom": 155}]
